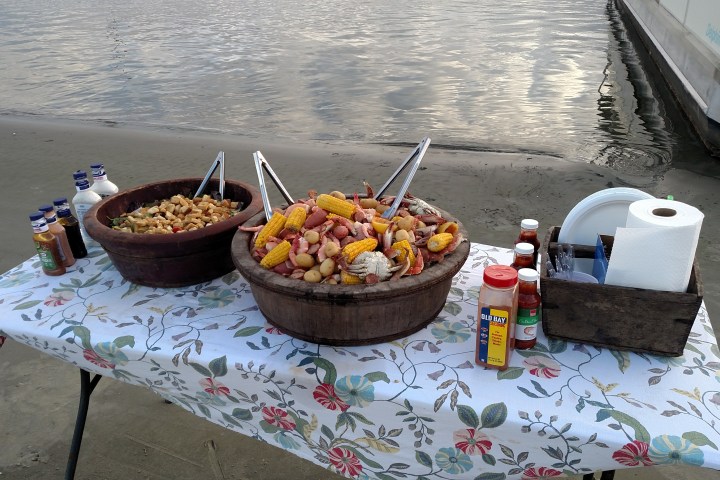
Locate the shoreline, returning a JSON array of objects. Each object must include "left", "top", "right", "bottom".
[{"left": 1, "top": 114, "right": 718, "bottom": 320}]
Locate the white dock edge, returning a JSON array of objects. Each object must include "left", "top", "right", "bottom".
[{"left": 615, "top": 0, "right": 720, "bottom": 155}]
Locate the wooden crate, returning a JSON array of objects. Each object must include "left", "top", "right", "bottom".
[{"left": 539, "top": 226, "right": 704, "bottom": 356}]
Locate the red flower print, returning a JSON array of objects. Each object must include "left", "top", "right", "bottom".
[
  {"left": 43, "top": 290, "right": 75, "bottom": 307},
  {"left": 199, "top": 377, "right": 230, "bottom": 396},
  {"left": 327, "top": 447, "right": 363, "bottom": 477},
  {"left": 262, "top": 406, "right": 296, "bottom": 431},
  {"left": 453, "top": 428, "right": 492, "bottom": 455},
  {"left": 522, "top": 356, "right": 561, "bottom": 379},
  {"left": 313, "top": 383, "right": 350, "bottom": 412},
  {"left": 265, "top": 326, "right": 284, "bottom": 335},
  {"left": 522, "top": 466, "right": 563, "bottom": 479},
  {"left": 83, "top": 349, "right": 115, "bottom": 369},
  {"left": 612, "top": 440, "right": 652, "bottom": 466}
]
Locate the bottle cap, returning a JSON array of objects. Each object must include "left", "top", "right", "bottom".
[
  {"left": 483, "top": 265, "right": 518, "bottom": 288},
  {"left": 514, "top": 242, "right": 534, "bottom": 255},
  {"left": 53, "top": 197, "right": 69, "bottom": 206},
  {"left": 518, "top": 268, "right": 539, "bottom": 282},
  {"left": 73, "top": 170, "right": 88, "bottom": 180},
  {"left": 91, "top": 163, "right": 106, "bottom": 177},
  {"left": 521, "top": 219, "right": 539, "bottom": 230},
  {"left": 38, "top": 204, "right": 54, "bottom": 213},
  {"left": 76, "top": 179, "right": 90, "bottom": 189},
  {"left": 29, "top": 211, "right": 45, "bottom": 221}
]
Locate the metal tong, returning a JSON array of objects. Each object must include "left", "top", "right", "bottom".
[
  {"left": 253, "top": 151, "right": 295, "bottom": 220},
  {"left": 374, "top": 137, "right": 431, "bottom": 219},
  {"left": 194, "top": 151, "right": 226, "bottom": 200}
]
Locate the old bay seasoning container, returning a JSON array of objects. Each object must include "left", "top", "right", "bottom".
[{"left": 476, "top": 265, "right": 518, "bottom": 371}]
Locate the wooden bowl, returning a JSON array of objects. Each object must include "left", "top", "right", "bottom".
[
  {"left": 231, "top": 208, "right": 470, "bottom": 345},
  {"left": 84, "top": 177, "right": 263, "bottom": 288}
]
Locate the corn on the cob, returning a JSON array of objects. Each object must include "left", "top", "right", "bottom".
[
  {"left": 259, "top": 240, "right": 291, "bottom": 269},
  {"left": 391, "top": 239, "right": 416, "bottom": 266},
  {"left": 340, "top": 270, "right": 363, "bottom": 284},
  {"left": 342, "top": 237, "right": 378, "bottom": 263},
  {"left": 317, "top": 194, "right": 355, "bottom": 219},
  {"left": 254, "top": 212, "right": 287, "bottom": 248},
  {"left": 427, "top": 233, "right": 454, "bottom": 253},
  {"left": 285, "top": 208, "right": 306, "bottom": 233}
]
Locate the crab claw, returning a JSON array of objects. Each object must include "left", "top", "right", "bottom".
[{"left": 363, "top": 181, "right": 375, "bottom": 198}]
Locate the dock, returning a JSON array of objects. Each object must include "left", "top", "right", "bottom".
[{"left": 616, "top": 0, "right": 720, "bottom": 156}]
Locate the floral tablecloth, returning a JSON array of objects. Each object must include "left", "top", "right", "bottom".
[{"left": 1, "top": 243, "right": 720, "bottom": 480}]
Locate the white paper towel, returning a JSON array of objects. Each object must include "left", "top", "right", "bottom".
[{"left": 604, "top": 198, "right": 703, "bottom": 292}]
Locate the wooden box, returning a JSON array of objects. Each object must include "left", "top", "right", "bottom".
[{"left": 539, "top": 226, "right": 704, "bottom": 356}]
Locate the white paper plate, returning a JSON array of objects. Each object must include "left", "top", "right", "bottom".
[{"left": 558, "top": 188, "right": 655, "bottom": 246}]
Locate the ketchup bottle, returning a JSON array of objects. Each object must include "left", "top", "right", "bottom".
[
  {"left": 515, "top": 268, "right": 541, "bottom": 350},
  {"left": 511, "top": 242, "right": 535, "bottom": 270},
  {"left": 515, "top": 219, "right": 540, "bottom": 266}
]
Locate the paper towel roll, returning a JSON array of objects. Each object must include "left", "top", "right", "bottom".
[{"left": 604, "top": 199, "right": 703, "bottom": 292}]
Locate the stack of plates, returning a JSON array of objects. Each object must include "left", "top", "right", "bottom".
[{"left": 558, "top": 188, "right": 655, "bottom": 246}]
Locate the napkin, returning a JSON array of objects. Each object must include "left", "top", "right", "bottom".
[{"left": 604, "top": 198, "right": 703, "bottom": 292}]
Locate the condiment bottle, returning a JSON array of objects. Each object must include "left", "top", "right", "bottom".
[
  {"left": 29, "top": 212, "right": 66, "bottom": 276},
  {"left": 476, "top": 265, "right": 518, "bottom": 371},
  {"left": 511, "top": 242, "right": 535, "bottom": 270},
  {"left": 53, "top": 197, "right": 88, "bottom": 259},
  {"left": 72, "top": 177, "right": 102, "bottom": 245},
  {"left": 515, "top": 268, "right": 541, "bottom": 350},
  {"left": 516, "top": 219, "right": 540, "bottom": 265},
  {"left": 38, "top": 204, "right": 75, "bottom": 267},
  {"left": 89, "top": 163, "right": 119, "bottom": 198},
  {"left": 73, "top": 170, "right": 88, "bottom": 182}
]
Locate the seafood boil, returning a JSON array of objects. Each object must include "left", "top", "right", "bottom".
[{"left": 240, "top": 185, "right": 465, "bottom": 284}]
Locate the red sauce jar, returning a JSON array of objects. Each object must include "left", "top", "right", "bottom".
[
  {"left": 515, "top": 219, "right": 540, "bottom": 265},
  {"left": 511, "top": 242, "right": 535, "bottom": 270},
  {"left": 515, "top": 268, "right": 541, "bottom": 350}
]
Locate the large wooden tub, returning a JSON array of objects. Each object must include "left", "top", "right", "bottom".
[
  {"left": 84, "top": 177, "right": 262, "bottom": 288},
  {"left": 231, "top": 208, "right": 470, "bottom": 346}
]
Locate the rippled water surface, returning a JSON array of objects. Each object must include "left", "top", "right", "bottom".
[{"left": 0, "top": 0, "right": 714, "bottom": 174}]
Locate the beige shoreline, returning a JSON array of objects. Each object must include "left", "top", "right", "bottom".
[{"left": 1, "top": 115, "right": 718, "bottom": 479}]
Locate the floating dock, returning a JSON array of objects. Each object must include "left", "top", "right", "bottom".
[{"left": 616, "top": 0, "right": 720, "bottom": 156}]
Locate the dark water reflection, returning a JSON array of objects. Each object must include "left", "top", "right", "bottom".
[{"left": 0, "top": 0, "right": 716, "bottom": 176}]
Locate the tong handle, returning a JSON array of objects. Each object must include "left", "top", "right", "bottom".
[
  {"left": 378, "top": 137, "right": 431, "bottom": 219},
  {"left": 194, "top": 151, "right": 225, "bottom": 199},
  {"left": 253, "top": 151, "right": 295, "bottom": 220}
]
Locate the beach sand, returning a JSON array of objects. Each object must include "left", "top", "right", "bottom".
[{"left": 0, "top": 115, "right": 718, "bottom": 479}]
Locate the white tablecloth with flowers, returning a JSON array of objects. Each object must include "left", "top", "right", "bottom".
[{"left": 1, "top": 243, "right": 720, "bottom": 480}]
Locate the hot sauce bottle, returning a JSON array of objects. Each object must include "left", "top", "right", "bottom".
[
  {"left": 476, "top": 265, "right": 518, "bottom": 371},
  {"left": 511, "top": 242, "right": 535, "bottom": 270},
  {"left": 29, "top": 212, "right": 66, "bottom": 276},
  {"left": 515, "top": 268, "right": 541, "bottom": 350},
  {"left": 515, "top": 219, "right": 540, "bottom": 266}
]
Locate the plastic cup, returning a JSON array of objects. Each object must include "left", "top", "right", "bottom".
[{"left": 566, "top": 271, "right": 599, "bottom": 284}]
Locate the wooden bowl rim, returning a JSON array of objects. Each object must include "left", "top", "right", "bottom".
[
  {"left": 232, "top": 204, "right": 470, "bottom": 301},
  {"left": 84, "top": 177, "right": 263, "bottom": 247}
]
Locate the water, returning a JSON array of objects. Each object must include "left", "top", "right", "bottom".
[{"left": 0, "top": 0, "right": 716, "bottom": 176}]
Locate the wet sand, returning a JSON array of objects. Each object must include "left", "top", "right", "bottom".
[{"left": 0, "top": 115, "right": 718, "bottom": 479}]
